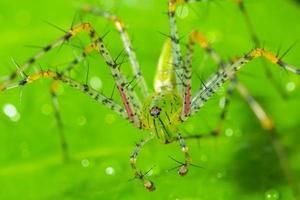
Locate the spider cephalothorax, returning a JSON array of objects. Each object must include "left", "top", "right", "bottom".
[{"left": 141, "top": 91, "right": 182, "bottom": 143}]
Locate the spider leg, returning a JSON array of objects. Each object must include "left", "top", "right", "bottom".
[
  {"left": 0, "top": 38, "right": 65, "bottom": 91},
  {"left": 2, "top": 70, "right": 129, "bottom": 120},
  {"left": 0, "top": 23, "right": 101, "bottom": 91},
  {"left": 72, "top": 23, "right": 142, "bottom": 127},
  {"left": 180, "top": 30, "right": 235, "bottom": 135},
  {"left": 191, "top": 48, "right": 300, "bottom": 114},
  {"left": 168, "top": 0, "right": 208, "bottom": 92},
  {"left": 82, "top": 6, "right": 149, "bottom": 98},
  {"left": 168, "top": 0, "right": 187, "bottom": 94},
  {"left": 175, "top": 133, "right": 192, "bottom": 176},
  {"left": 130, "top": 136, "right": 155, "bottom": 192},
  {"left": 50, "top": 81, "right": 69, "bottom": 162},
  {"left": 234, "top": 0, "right": 288, "bottom": 98},
  {"left": 181, "top": 31, "right": 226, "bottom": 121},
  {"left": 182, "top": 86, "right": 299, "bottom": 197},
  {"left": 1, "top": 23, "right": 143, "bottom": 127}
]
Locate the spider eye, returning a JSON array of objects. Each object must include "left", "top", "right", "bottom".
[{"left": 150, "top": 106, "right": 161, "bottom": 117}]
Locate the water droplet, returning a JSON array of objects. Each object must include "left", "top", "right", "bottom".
[
  {"left": 105, "top": 166, "right": 115, "bottom": 176},
  {"left": 105, "top": 114, "right": 116, "bottom": 124},
  {"left": 90, "top": 76, "right": 102, "bottom": 91},
  {"left": 265, "top": 189, "right": 280, "bottom": 200},
  {"left": 77, "top": 116, "right": 87, "bottom": 126},
  {"left": 176, "top": 5, "right": 189, "bottom": 19},
  {"left": 286, "top": 82, "right": 296, "bottom": 92},
  {"left": 225, "top": 128, "right": 234, "bottom": 137},
  {"left": 81, "top": 159, "right": 90, "bottom": 168},
  {"left": 3, "top": 103, "right": 21, "bottom": 122}
]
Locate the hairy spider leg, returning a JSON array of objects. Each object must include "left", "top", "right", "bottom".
[
  {"left": 168, "top": 0, "right": 186, "bottom": 93},
  {"left": 175, "top": 133, "right": 192, "bottom": 176},
  {"left": 0, "top": 23, "right": 141, "bottom": 127},
  {"left": 191, "top": 48, "right": 300, "bottom": 114},
  {"left": 0, "top": 24, "right": 96, "bottom": 161},
  {"left": 182, "top": 31, "right": 246, "bottom": 135},
  {"left": 181, "top": 31, "right": 227, "bottom": 121},
  {"left": 82, "top": 6, "right": 149, "bottom": 98},
  {"left": 234, "top": 0, "right": 288, "bottom": 98},
  {"left": 68, "top": 23, "right": 143, "bottom": 126},
  {"left": 2, "top": 70, "right": 129, "bottom": 119},
  {"left": 129, "top": 136, "right": 155, "bottom": 191},
  {"left": 181, "top": 29, "right": 298, "bottom": 195}
]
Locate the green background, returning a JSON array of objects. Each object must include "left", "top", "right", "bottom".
[{"left": 0, "top": 0, "right": 300, "bottom": 199}]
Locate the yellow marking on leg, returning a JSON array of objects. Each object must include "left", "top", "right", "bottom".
[
  {"left": 190, "top": 31, "right": 209, "bottom": 48},
  {"left": 27, "top": 71, "right": 57, "bottom": 83},
  {"left": 169, "top": 0, "right": 186, "bottom": 12},
  {"left": 249, "top": 48, "right": 279, "bottom": 64}
]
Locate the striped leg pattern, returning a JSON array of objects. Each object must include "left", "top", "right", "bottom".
[
  {"left": 2, "top": 70, "right": 129, "bottom": 119},
  {"left": 234, "top": 0, "right": 288, "bottom": 98},
  {"left": 130, "top": 136, "right": 155, "bottom": 191},
  {"left": 1, "top": 23, "right": 143, "bottom": 127},
  {"left": 82, "top": 6, "right": 149, "bottom": 98},
  {"left": 191, "top": 48, "right": 300, "bottom": 114}
]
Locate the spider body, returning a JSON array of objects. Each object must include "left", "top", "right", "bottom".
[
  {"left": 141, "top": 40, "right": 182, "bottom": 143},
  {"left": 141, "top": 91, "right": 182, "bottom": 143}
]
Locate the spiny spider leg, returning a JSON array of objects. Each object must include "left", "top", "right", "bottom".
[
  {"left": 234, "top": 0, "right": 288, "bottom": 98},
  {"left": 68, "top": 23, "right": 143, "bottom": 126},
  {"left": 168, "top": 0, "right": 205, "bottom": 92},
  {"left": 181, "top": 31, "right": 226, "bottom": 121},
  {"left": 168, "top": 0, "right": 196, "bottom": 93},
  {"left": 130, "top": 136, "right": 155, "bottom": 191},
  {"left": 62, "top": 43, "right": 96, "bottom": 74},
  {"left": 182, "top": 81, "right": 299, "bottom": 197},
  {"left": 0, "top": 36, "right": 66, "bottom": 91},
  {"left": 175, "top": 133, "right": 192, "bottom": 176},
  {"left": 2, "top": 70, "right": 129, "bottom": 119},
  {"left": 182, "top": 31, "right": 240, "bottom": 135},
  {"left": 1, "top": 22, "right": 143, "bottom": 126},
  {"left": 180, "top": 30, "right": 297, "bottom": 192},
  {"left": 82, "top": 6, "right": 149, "bottom": 98},
  {"left": 0, "top": 23, "right": 100, "bottom": 91},
  {"left": 191, "top": 48, "right": 300, "bottom": 114}
]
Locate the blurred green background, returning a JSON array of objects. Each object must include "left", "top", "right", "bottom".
[{"left": 1, "top": 0, "right": 300, "bottom": 199}]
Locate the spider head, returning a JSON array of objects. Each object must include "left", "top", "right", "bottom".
[{"left": 141, "top": 91, "right": 182, "bottom": 142}]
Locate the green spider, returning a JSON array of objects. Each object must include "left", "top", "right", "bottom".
[{"left": 1, "top": 0, "right": 300, "bottom": 191}]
